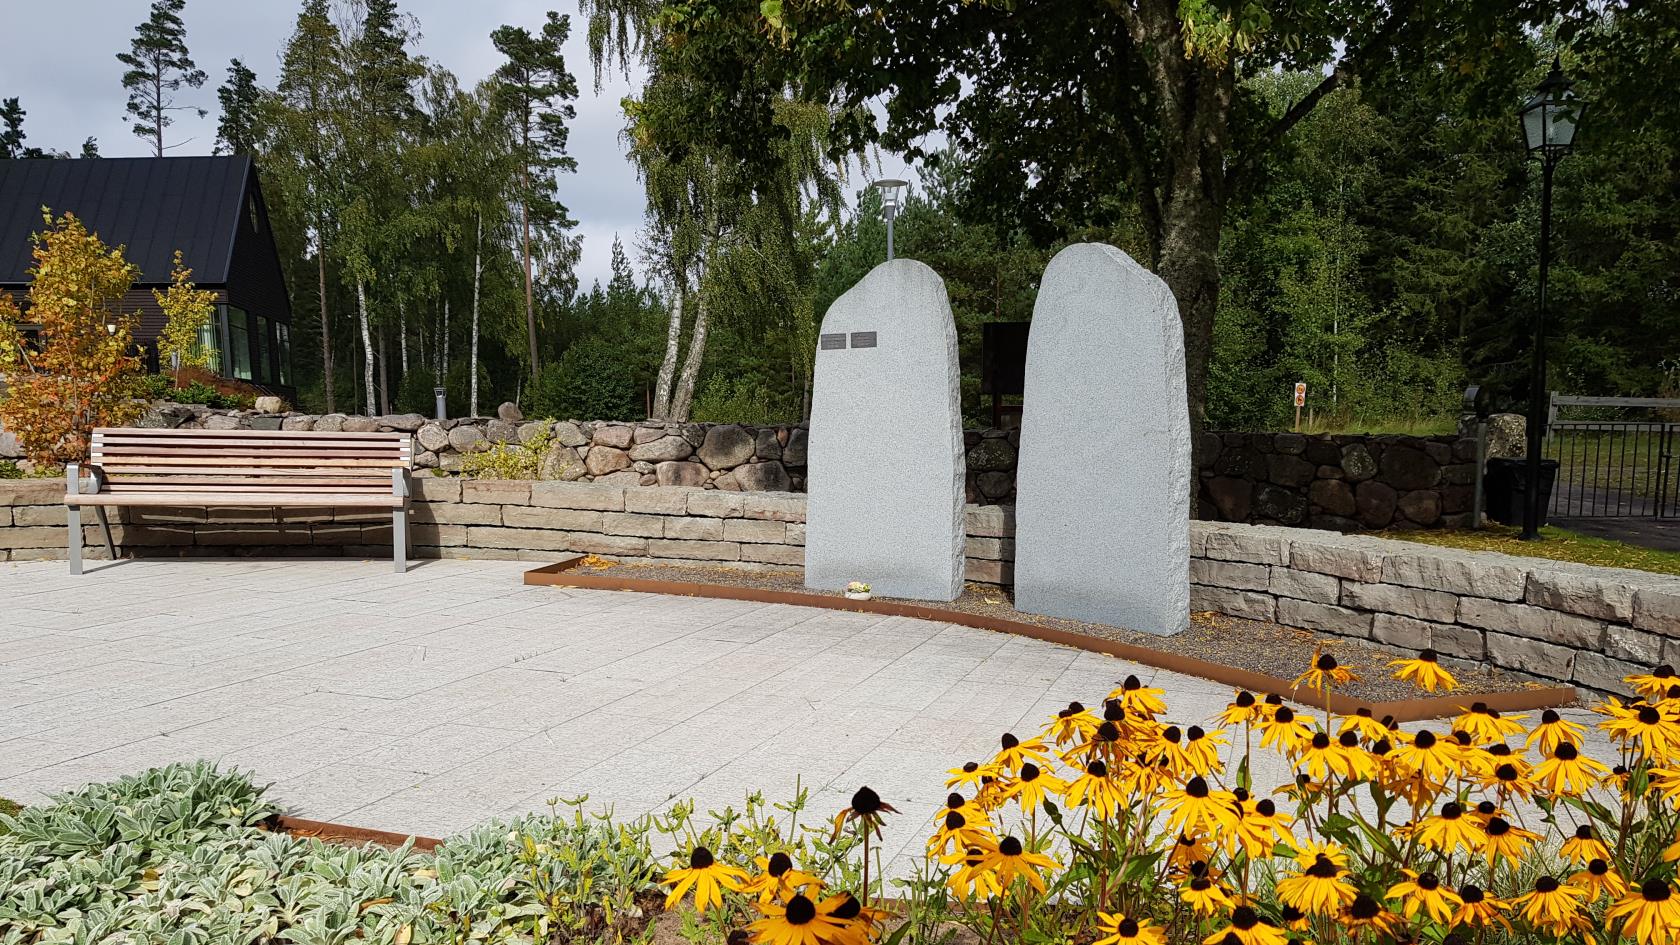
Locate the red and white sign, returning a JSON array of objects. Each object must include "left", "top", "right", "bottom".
[{"left": 1294, "top": 382, "right": 1307, "bottom": 407}]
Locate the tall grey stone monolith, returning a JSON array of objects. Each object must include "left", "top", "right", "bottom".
[
  {"left": 1014, "top": 243, "right": 1190, "bottom": 634},
  {"left": 805, "top": 259, "right": 965, "bottom": 601}
]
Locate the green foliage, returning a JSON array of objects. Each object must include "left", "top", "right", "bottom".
[
  {"left": 444, "top": 359, "right": 495, "bottom": 418},
  {"left": 460, "top": 425, "right": 554, "bottom": 480},
  {"left": 0, "top": 763, "right": 660, "bottom": 943},
  {"left": 531, "top": 336, "right": 642, "bottom": 421},
  {"left": 396, "top": 364, "right": 439, "bottom": 416},
  {"left": 214, "top": 58, "right": 261, "bottom": 156},
  {"left": 0, "top": 461, "right": 22, "bottom": 480},
  {"left": 116, "top": 0, "right": 207, "bottom": 156},
  {"left": 691, "top": 375, "right": 790, "bottom": 425}
]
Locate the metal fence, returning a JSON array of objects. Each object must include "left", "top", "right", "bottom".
[{"left": 1543, "top": 395, "right": 1680, "bottom": 519}]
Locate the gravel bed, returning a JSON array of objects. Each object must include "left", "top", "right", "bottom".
[{"left": 571, "top": 559, "right": 1562, "bottom": 705}]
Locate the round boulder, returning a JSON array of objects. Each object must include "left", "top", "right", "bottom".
[
  {"left": 593, "top": 424, "right": 635, "bottom": 450},
  {"left": 448, "top": 424, "right": 488, "bottom": 453},
  {"left": 1355, "top": 480, "right": 1398, "bottom": 528},
  {"left": 539, "top": 445, "right": 583, "bottom": 480},
  {"left": 698, "top": 424, "right": 755, "bottom": 470},
  {"left": 734, "top": 460, "right": 791, "bottom": 492},
  {"left": 1380, "top": 445, "right": 1440, "bottom": 491},
  {"left": 416, "top": 422, "right": 450, "bottom": 453},
  {"left": 496, "top": 401, "right": 523, "bottom": 423},
  {"left": 552, "top": 421, "right": 588, "bottom": 447},
  {"left": 1341, "top": 443, "right": 1377, "bottom": 482},
  {"left": 585, "top": 446, "right": 632, "bottom": 476},
  {"left": 1308, "top": 478, "right": 1357, "bottom": 517},
  {"left": 656, "top": 461, "right": 708, "bottom": 487},
  {"left": 629, "top": 435, "right": 694, "bottom": 463}
]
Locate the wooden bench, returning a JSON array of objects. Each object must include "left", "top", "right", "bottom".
[{"left": 62, "top": 427, "right": 413, "bottom": 574}]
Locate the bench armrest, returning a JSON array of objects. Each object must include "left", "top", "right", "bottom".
[
  {"left": 64, "top": 463, "right": 108, "bottom": 501},
  {"left": 392, "top": 467, "right": 411, "bottom": 503}
]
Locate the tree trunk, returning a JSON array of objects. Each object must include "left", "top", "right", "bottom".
[
  {"left": 669, "top": 294, "right": 709, "bottom": 422},
  {"left": 357, "top": 278, "right": 374, "bottom": 415},
  {"left": 470, "top": 213, "right": 483, "bottom": 418},
  {"left": 398, "top": 301, "right": 408, "bottom": 374},
  {"left": 1156, "top": 197, "right": 1222, "bottom": 433},
  {"left": 318, "top": 248, "right": 334, "bottom": 413},
  {"left": 651, "top": 275, "right": 685, "bottom": 419},
  {"left": 440, "top": 297, "right": 450, "bottom": 380},
  {"left": 520, "top": 164, "right": 539, "bottom": 380}
]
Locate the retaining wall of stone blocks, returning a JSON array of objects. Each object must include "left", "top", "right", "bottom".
[{"left": 4, "top": 478, "right": 1674, "bottom": 692}]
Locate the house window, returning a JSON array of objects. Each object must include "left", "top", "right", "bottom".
[
  {"left": 225, "top": 305, "right": 252, "bottom": 380},
  {"left": 251, "top": 314, "right": 270, "bottom": 383},
  {"left": 194, "top": 318, "right": 222, "bottom": 375},
  {"left": 276, "top": 323, "right": 292, "bottom": 386}
]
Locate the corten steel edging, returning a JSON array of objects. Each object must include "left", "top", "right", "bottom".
[
  {"left": 524, "top": 558, "right": 1578, "bottom": 722},
  {"left": 268, "top": 814, "right": 442, "bottom": 851}
]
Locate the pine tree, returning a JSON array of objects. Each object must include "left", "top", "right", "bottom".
[
  {"left": 116, "top": 0, "right": 207, "bottom": 156},
  {"left": 0, "top": 99, "right": 29, "bottom": 159},
  {"left": 215, "top": 59, "right": 261, "bottom": 155},
  {"left": 490, "top": 11, "right": 579, "bottom": 381}
]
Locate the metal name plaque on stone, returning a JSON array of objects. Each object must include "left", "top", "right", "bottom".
[
  {"left": 806, "top": 259, "right": 965, "bottom": 601},
  {"left": 820, "top": 333, "right": 848, "bottom": 350}
]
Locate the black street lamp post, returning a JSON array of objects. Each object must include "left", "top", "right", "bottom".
[{"left": 1517, "top": 58, "right": 1585, "bottom": 541}]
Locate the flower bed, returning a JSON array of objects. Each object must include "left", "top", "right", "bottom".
[{"left": 4, "top": 658, "right": 1677, "bottom": 944}]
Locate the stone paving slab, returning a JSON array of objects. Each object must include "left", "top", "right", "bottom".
[{"left": 0, "top": 557, "right": 1613, "bottom": 858}]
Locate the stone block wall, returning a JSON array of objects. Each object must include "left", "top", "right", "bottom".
[
  {"left": 1195, "top": 432, "right": 1480, "bottom": 531},
  {"left": 7, "top": 478, "right": 1671, "bottom": 692}
]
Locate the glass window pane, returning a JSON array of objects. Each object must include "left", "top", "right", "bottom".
[
  {"left": 227, "top": 306, "right": 251, "bottom": 381},
  {"left": 277, "top": 324, "right": 292, "bottom": 386},
  {"left": 252, "top": 315, "right": 270, "bottom": 383}
]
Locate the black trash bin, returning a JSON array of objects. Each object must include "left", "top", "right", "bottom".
[{"left": 1484, "top": 457, "right": 1558, "bottom": 526}]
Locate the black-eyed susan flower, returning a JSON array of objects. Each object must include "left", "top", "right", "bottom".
[
  {"left": 833, "top": 785, "right": 899, "bottom": 840},
  {"left": 1607, "top": 878, "right": 1680, "bottom": 945},
  {"left": 1216, "top": 690, "right": 1264, "bottom": 727},
  {"left": 1599, "top": 698, "right": 1680, "bottom": 762},
  {"left": 1512, "top": 875, "right": 1588, "bottom": 932},
  {"left": 1164, "top": 775, "right": 1240, "bottom": 837},
  {"left": 740, "top": 851, "right": 821, "bottom": 904},
  {"left": 1063, "top": 759, "right": 1124, "bottom": 818},
  {"left": 818, "top": 892, "right": 884, "bottom": 945},
  {"left": 1626, "top": 664, "right": 1677, "bottom": 701},
  {"left": 1455, "top": 702, "right": 1527, "bottom": 744},
  {"left": 663, "top": 846, "right": 750, "bottom": 913},
  {"left": 1201, "top": 905, "right": 1287, "bottom": 945},
  {"left": 944, "top": 761, "right": 997, "bottom": 792},
  {"left": 1276, "top": 904, "right": 1309, "bottom": 933},
  {"left": 1386, "top": 870, "right": 1463, "bottom": 924},
  {"left": 1479, "top": 747, "right": 1538, "bottom": 800},
  {"left": 928, "top": 793, "right": 994, "bottom": 856},
  {"left": 1044, "top": 701, "right": 1099, "bottom": 747},
  {"left": 1526, "top": 708, "right": 1586, "bottom": 755},
  {"left": 1179, "top": 724, "right": 1226, "bottom": 775},
  {"left": 1109, "top": 674, "right": 1167, "bottom": 718},
  {"left": 1257, "top": 705, "right": 1314, "bottom": 755},
  {"left": 1391, "top": 728, "right": 1460, "bottom": 784},
  {"left": 974, "top": 835, "right": 1059, "bottom": 894},
  {"left": 1338, "top": 706, "right": 1390, "bottom": 743},
  {"left": 1169, "top": 831, "right": 1215, "bottom": 872},
  {"left": 1341, "top": 893, "right": 1403, "bottom": 934},
  {"left": 1275, "top": 853, "right": 1358, "bottom": 916},
  {"left": 1560, "top": 824, "right": 1612, "bottom": 866},
  {"left": 1180, "top": 870, "right": 1236, "bottom": 916},
  {"left": 1002, "top": 762, "right": 1065, "bottom": 812},
  {"left": 1294, "top": 730, "right": 1367, "bottom": 782},
  {"left": 747, "top": 892, "right": 842, "bottom": 945},
  {"left": 1229, "top": 796, "right": 1295, "bottom": 859},
  {"left": 1480, "top": 815, "right": 1540, "bottom": 868},
  {"left": 991, "top": 732, "right": 1051, "bottom": 773},
  {"left": 1390, "top": 648, "right": 1457, "bottom": 692},
  {"left": 1570, "top": 857, "right": 1629, "bottom": 903},
  {"left": 1451, "top": 883, "right": 1512, "bottom": 931},
  {"left": 1092, "top": 912, "right": 1166, "bottom": 945},
  {"left": 1533, "top": 741, "right": 1610, "bottom": 796},
  {"left": 942, "top": 844, "right": 1004, "bottom": 899},
  {"left": 1654, "top": 767, "right": 1680, "bottom": 806},
  {"left": 1294, "top": 650, "right": 1357, "bottom": 693},
  {"left": 1414, "top": 802, "right": 1487, "bottom": 855}
]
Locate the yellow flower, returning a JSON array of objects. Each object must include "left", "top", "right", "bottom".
[
  {"left": 1653, "top": 767, "right": 1680, "bottom": 806},
  {"left": 1598, "top": 697, "right": 1680, "bottom": 763},
  {"left": 1169, "top": 832, "right": 1215, "bottom": 872},
  {"left": 1179, "top": 872, "right": 1236, "bottom": 916},
  {"left": 1533, "top": 741, "right": 1610, "bottom": 796},
  {"left": 1215, "top": 690, "right": 1265, "bottom": 728},
  {"left": 1257, "top": 705, "right": 1314, "bottom": 756},
  {"left": 1338, "top": 706, "right": 1392, "bottom": 743},
  {"left": 1480, "top": 815, "right": 1540, "bottom": 867},
  {"left": 1228, "top": 795, "right": 1294, "bottom": 859},
  {"left": 1201, "top": 905, "right": 1287, "bottom": 945},
  {"left": 1559, "top": 824, "right": 1612, "bottom": 866},
  {"left": 1108, "top": 674, "right": 1167, "bottom": 719},
  {"left": 1386, "top": 870, "right": 1463, "bottom": 925},
  {"left": 739, "top": 852, "right": 822, "bottom": 904},
  {"left": 1570, "top": 858, "right": 1629, "bottom": 903},
  {"left": 1625, "top": 664, "right": 1677, "bottom": 701},
  {"left": 832, "top": 786, "right": 899, "bottom": 838},
  {"left": 943, "top": 845, "right": 1004, "bottom": 899},
  {"left": 1001, "top": 762, "right": 1065, "bottom": 812},
  {"left": 1511, "top": 876, "right": 1588, "bottom": 932},
  {"left": 973, "top": 835, "right": 1059, "bottom": 894},
  {"left": 1525, "top": 708, "right": 1586, "bottom": 755},
  {"left": 746, "top": 892, "right": 847, "bottom": 945},
  {"left": 1179, "top": 724, "right": 1227, "bottom": 774},
  {"left": 1454, "top": 701, "right": 1527, "bottom": 744},
  {"left": 1479, "top": 745, "right": 1538, "bottom": 800},
  {"left": 1607, "top": 878, "right": 1680, "bottom": 945},
  {"left": 1450, "top": 883, "right": 1512, "bottom": 931},
  {"left": 1390, "top": 648, "right": 1457, "bottom": 692},
  {"left": 928, "top": 793, "right": 994, "bottom": 857},
  {"left": 1390, "top": 728, "right": 1460, "bottom": 784},
  {"left": 1341, "top": 893, "right": 1403, "bottom": 934},
  {"left": 1063, "top": 759, "right": 1124, "bottom": 818},
  {"left": 1163, "top": 776, "right": 1240, "bottom": 837},
  {"left": 663, "top": 846, "right": 749, "bottom": 913},
  {"left": 1043, "top": 701, "right": 1099, "bottom": 747},
  {"left": 991, "top": 732, "right": 1051, "bottom": 773},
  {"left": 1294, "top": 650, "right": 1358, "bottom": 693},
  {"left": 1294, "top": 730, "right": 1374, "bottom": 782},
  {"left": 1413, "top": 802, "right": 1487, "bottom": 855},
  {"left": 1275, "top": 853, "right": 1358, "bottom": 916},
  {"left": 945, "top": 761, "right": 998, "bottom": 792},
  {"left": 1092, "top": 912, "right": 1167, "bottom": 945}
]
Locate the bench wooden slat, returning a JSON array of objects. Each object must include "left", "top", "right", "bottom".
[
  {"left": 105, "top": 481, "right": 390, "bottom": 491},
  {"left": 92, "top": 427, "right": 407, "bottom": 439},
  {"left": 99, "top": 457, "right": 407, "bottom": 469},
  {"left": 96, "top": 447, "right": 410, "bottom": 460},
  {"left": 67, "top": 492, "right": 405, "bottom": 508},
  {"left": 105, "top": 475, "right": 393, "bottom": 486}
]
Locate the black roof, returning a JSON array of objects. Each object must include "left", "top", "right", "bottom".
[{"left": 0, "top": 156, "right": 255, "bottom": 286}]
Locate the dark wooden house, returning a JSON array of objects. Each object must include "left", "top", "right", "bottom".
[{"left": 0, "top": 156, "right": 295, "bottom": 394}]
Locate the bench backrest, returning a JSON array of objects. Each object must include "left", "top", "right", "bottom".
[{"left": 88, "top": 427, "right": 412, "bottom": 496}]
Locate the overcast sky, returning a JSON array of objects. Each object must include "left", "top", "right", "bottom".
[{"left": 3, "top": 0, "right": 920, "bottom": 289}]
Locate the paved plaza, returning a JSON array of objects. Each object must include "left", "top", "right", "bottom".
[{"left": 0, "top": 557, "right": 1610, "bottom": 873}]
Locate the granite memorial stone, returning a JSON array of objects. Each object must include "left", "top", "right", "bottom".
[
  {"left": 1014, "top": 243, "right": 1191, "bottom": 634},
  {"left": 805, "top": 259, "right": 965, "bottom": 600}
]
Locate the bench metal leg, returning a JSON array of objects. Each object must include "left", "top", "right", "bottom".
[
  {"left": 67, "top": 505, "right": 82, "bottom": 575},
  {"left": 392, "top": 509, "right": 408, "bottom": 573},
  {"left": 93, "top": 507, "right": 115, "bottom": 560}
]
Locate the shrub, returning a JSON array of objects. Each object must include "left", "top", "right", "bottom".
[
  {"left": 153, "top": 251, "right": 217, "bottom": 374},
  {"left": 691, "top": 374, "right": 799, "bottom": 425},
  {"left": 0, "top": 211, "right": 146, "bottom": 464},
  {"left": 460, "top": 425, "right": 554, "bottom": 479},
  {"left": 0, "top": 460, "right": 20, "bottom": 479},
  {"left": 530, "top": 336, "right": 642, "bottom": 421},
  {"left": 444, "top": 359, "right": 493, "bottom": 418},
  {"left": 396, "top": 365, "right": 439, "bottom": 416}
]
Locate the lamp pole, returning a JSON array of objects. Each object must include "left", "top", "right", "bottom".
[
  {"left": 1517, "top": 58, "right": 1585, "bottom": 541},
  {"left": 871, "top": 179, "right": 907, "bottom": 261}
]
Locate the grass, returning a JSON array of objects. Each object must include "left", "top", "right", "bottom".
[
  {"left": 0, "top": 797, "right": 19, "bottom": 835},
  {"left": 1292, "top": 415, "right": 1459, "bottom": 437},
  {"left": 1377, "top": 522, "right": 1680, "bottom": 576}
]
